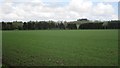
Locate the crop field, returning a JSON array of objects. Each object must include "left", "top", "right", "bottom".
[{"left": 2, "top": 30, "right": 118, "bottom": 66}]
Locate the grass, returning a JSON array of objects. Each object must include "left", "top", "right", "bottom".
[
  {"left": 0, "top": 30, "right": 2, "bottom": 67},
  {"left": 2, "top": 30, "right": 118, "bottom": 66}
]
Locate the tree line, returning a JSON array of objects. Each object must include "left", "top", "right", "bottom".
[{"left": 1, "top": 19, "right": 120, "bottom": 30}]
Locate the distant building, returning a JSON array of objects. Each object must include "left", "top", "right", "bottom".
[
  {"left": 77, "top": 18, "right": 89, "bottom": 21},
  {"left": 75, "top": 19, "right": 89, "bottom": 29}
]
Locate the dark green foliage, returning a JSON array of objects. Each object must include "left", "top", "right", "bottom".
[
  {"left": 1, "top": 20, "right": 120, "bottom": 30},
  {"left": 6, "top": 22, "right": 13, "bottom": 30},
  {"left": 23, "top": 22, "right": 28, "bottom": 30},
  {"left": 12, "top": 21, "right": 23, "bottom": 30},
  {"left": 58, "top": 23, "right": 65, "bottom": 29},
  {"left": 107, "top": 21, "right": 120, "bottom": 29},
  {"left": 79, "top": 23, "right": 103, "bottom": 29},
  {"left": 67, "top": 23, "right": 77, "bottom": 29},
  {"left": 2, "top": 22, "right": 6, "bottom": 30}
]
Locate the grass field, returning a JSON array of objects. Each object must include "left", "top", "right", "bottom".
[
  {"left": 2, "top": 30, "right": 118, "bottom": 66},
  {"left": 0, "top": 31, "right": 2, "bottom": 67}
]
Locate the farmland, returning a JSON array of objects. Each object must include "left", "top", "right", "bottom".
[{"left": 2, "top": 30, "right": 118, "bottom": 66}]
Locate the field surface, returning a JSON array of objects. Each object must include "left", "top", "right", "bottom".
[
  {"left": 0, "top": 31, "right": 2, "bottom": 67},
  {"left": 2, "top": 30, "right": 118, "bottom": 66}
]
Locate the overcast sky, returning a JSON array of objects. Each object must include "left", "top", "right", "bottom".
[{"left": 0, "top": 0, "right": 119, "bottom": 22}]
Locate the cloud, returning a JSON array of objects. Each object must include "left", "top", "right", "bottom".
[
  {"left": 91, "top": 0, "right": 120, "bottom": 2},
  {"left": 92, "top": 3, "right": 115, "bottom": 16},
  {"left": 91, "top": 3, "right": 117, "bottom": 20},
  {"left": 0, "top": 0, "right": 118, "bottom": 21},
  {"left": 68, "top": 0, "right": 93, "bottom": 12}
]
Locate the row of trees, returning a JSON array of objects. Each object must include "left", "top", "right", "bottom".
[
  {"left": 79, "top": 20, "right": 120, "bottom": 29},
  {"left": 1, "top": 19, "right": 120, "bottom": 30},
  {"left": 1, "top": 21, "right": 77, "bottom": 30}
]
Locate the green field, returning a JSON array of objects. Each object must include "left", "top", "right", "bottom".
[
  {"left": 0, "top": 31, "right": 2, "bottom": 67},
  {"left": 2, "top": 30, "right": 118, "bottom": 66}
]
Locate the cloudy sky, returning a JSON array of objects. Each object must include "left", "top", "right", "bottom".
[{"left": 0, "top": 0, "right": 119, "bottom": 22}]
